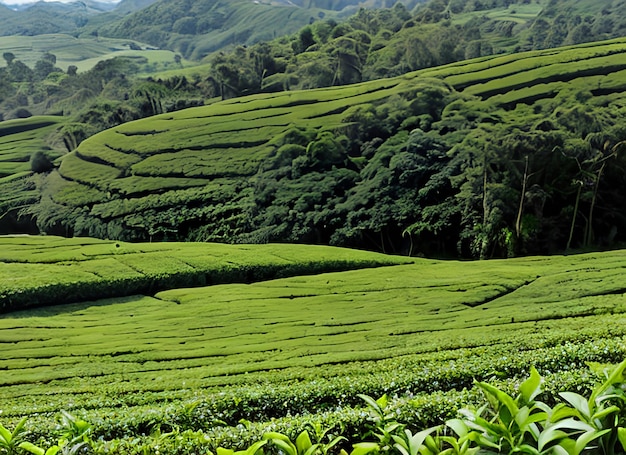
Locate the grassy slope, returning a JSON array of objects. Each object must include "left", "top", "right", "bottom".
[
  {"left": 0, "top": 116, "right": 65, "bottom": 178},
  {"left": 30, "top": 37, "right": 626, "bottom": 241},
  {"left": 0, "top": 34, "right": 181, "bottom": 73},
  {"left": 0, "top": 117, "right": 67, "bottom": 220},
  {"left": 0, "top": 235, "right": 409, "bottom": 312},
  {"left": 97, "top": 0, "right": 339, "bottom": 59},
  {"left": 0, "top": 244, "right": 625, "bottom": 439}
]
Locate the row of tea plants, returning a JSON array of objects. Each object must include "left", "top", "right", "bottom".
[{"left": 4, "top": 359, "right": 626, "bottom": 455}]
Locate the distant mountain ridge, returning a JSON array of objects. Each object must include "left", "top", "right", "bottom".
[
  {"left": 0, "top": 0, "right": 421, "bottom": 59},
  {"left": 94, "top": 0, "right": 424, "bottom": 59},
  {"left": 0, "top": 0, "right": 118, "bottom": 35},
  {"left": 112, "top": 0, "right": 158, "bottom": 14},
  {"left": 5, "top": 0, "right": 118, "bottom": 12}
]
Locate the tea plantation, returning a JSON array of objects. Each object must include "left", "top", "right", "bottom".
[
  {"left": 20, "top": 36, "right": 626, "bottom": 256},
  {"left": 1, "top": 236, "right": 626, "bottom": 453}
]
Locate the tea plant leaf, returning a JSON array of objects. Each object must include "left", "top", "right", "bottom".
[
  {"left": 375, "top": 395, "right": 388, "bottom": 410},
  {"left": 574, "top": 429, "right": 609, "bottom": 455},
  {"left": 617, "top": 427, "right": 626, "bottom": 452},
  {"left": 466, "top": 431, "right": 500, "bottom": 451},
  {"left": 245, "top": 440, "right": 269, "bottom": 455},
  {"left": 422, "top": 435, "right": 442, "bottom": 455},
  {"left": 264, "top": 432, "right": 297, "bottom": 455},
  {"left": 460, "top": 409, "right": 506, "bottom": 438},
  {"left": 358, "top": 394, "right": 386, "bottom": 421},
  {"left": 476, "top": 381, "right": 519, "bottom": 418},
  {"left": 296, "top": 431, "right": 319, "bottom": 455},
  {"left": 519, "top": 366, "right": 542, "bottom": 404},
  {"left": 0, "top": 416, "right": 29, "bottom": 452},
  {"left": 548, "top": 404, "right": 579, "bottom": 423},
  {"left": 325, "top": 435, "right": 347, "bottom": 453},
  {"left": 17, "top": 441, "right": 51, "bottom": 455},
  {"left": 558, "top": 392, "right": 590, "bottom": 420},
  {"left": 550, "top": 444, "right": 570, "bottom": 455},
  {"left": 0, "top": 423, "right": 12, "bottom": 445},
  {"left": 590, "top": 404, "right": 620, "bottom": 422},
  {"left": 351, "top": 442, "right": 380, "bottom": 455},
  {"left": 589, "top": 358, "right": 626, "bottom": 405},
  {"left": 445, "top": 419, "right": 468, "bottom": 438},
  {"left": 516, "top": 443, "right": 541, "bottom": 455},
  {"left": 392, "top": 427, "right": 439, "bottom": 455},
  {"left": 538, "top": 419, "right": 596, "bottom": 451},
  {"left": 538, "top": 428, "right": 568, "bottom": 451}
]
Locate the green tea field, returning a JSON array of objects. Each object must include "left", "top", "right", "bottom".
[
  {"left": 1, "top": 236, "right": 626, "bottom": 453},
  {"left": 0, "top": 117, "right": 67, "bottom": 235},
  {"left": 0, "top": 34, "right": 182, "bottom": 73},
  {"left": 21, "top": 36, "right": 626, "bottom": 251}
]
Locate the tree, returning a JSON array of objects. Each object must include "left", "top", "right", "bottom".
[
  {"left": 7, "top": 60, "right": 33, "bottom": 82},
  {"left": 30, "top": 151, "right": 54, "bottom": 173},
  {"left": 132, "top": 82, "right": 170, "bottom": 116},
  {"left": 34, "top": 59, "right": 56, "bottom": 81},
  {"left": 2, "top": 52, "right": 15, "bottom": 66},
  {"left": 298, "top": 26, "right": 316, "bottom": 53},
  {"left": 583, "top": 137, "right": 624, "bottom": 247}
]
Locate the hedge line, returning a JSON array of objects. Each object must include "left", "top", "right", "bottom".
[{"left": 13, "top": 335, "right": 624, "bottom": 448}]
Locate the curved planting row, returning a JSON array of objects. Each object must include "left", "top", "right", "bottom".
[
  {"left": 2, "top": 247, "right": 626, "bottom": 447},
  {"left": 24, "top": 37, "right": 626, "bottom": 243},
  {"left": 0, "top": 235, "right": 409, "bottom": 312},
  {"left": 5, "top": 334, "right": 626, "bottom": 453}
]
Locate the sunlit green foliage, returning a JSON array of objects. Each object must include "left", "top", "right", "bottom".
[
  {"left": 0, "top": 234, "right": 410, "bottom": 312},
  {"left": 1, "top": 245, "right": 626, "bottom": 451},
  {"left": 18, "top": 37, "right": 626, "bottom": 256}
]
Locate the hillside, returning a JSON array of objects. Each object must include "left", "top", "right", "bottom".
[
  {"left": 0, "top": 0, "right": 418, "bottom": 60},
  {"left": 203, "top": 0, "right": 626, "bottom": 96},
  {"left": 0, "top": 0, "right": 111, "bottom": 36},
  {"left": 94, "top": 0, "right": 343, "bottom": 59},
  {"left": 18, "top": 37, "right": 626, "bottom": 258},
  {"left": 0, "top": 34, "right": 174, "bottom": 73},
  {"left": 1, "top": 237, "right": 626, "bottom": 452},
  {"left": 0, "top": 117, "right": 67, "bottom": 234},
  {"left": 0, "top": 235, "right": 410, "bottom": 312}
]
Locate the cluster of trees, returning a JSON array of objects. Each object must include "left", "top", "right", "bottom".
[
  {"left": 5, "top": 0, "right": 626, "bottom": 258},
  {"left": 206, "top": 3, "right": 483, "bottom": 97},
  {"left": 178, "top": 78, "right": 626, "bottom": 258},
  {"left": 204, "top": 0, "right": 626, "bottom": 98},
  {"left": 4, "top": 0, "right": 626, "bottom": 141},
  {"left": 0, "top": 52, "right": 209, "bottom": 150},
  {"left": 95, "top": 0, "right": 348, "bottom": 60}
]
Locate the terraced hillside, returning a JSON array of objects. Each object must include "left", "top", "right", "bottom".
[
  {"left": 0, "top": 117, "right": 66, "bottom": 234},
  {"left": 26, "top": 37, "right": 626, "bottom": 256},
  {"left": 1, "top": 236, "right": 626, "bottom": 452},
  {"left": 0, "top": 235, "right": 409, "bottom": 312},
  {"left": 0, "top": 35, "right": 171, "bottom": 73}
]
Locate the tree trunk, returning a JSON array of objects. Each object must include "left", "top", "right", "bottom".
[
  {"left": 515, "top": 155, "right": 529, "bottom": 241},
  {"left": 586, "top": 161, "right": 607, "bottom": 247},
  {"left": 566, "top": 182, "right": 582, "bottom": 251}
]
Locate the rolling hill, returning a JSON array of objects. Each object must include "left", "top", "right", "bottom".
[
  {"left": 0, "top": 0, "right": 423, "bottom": 60},
  {"left": 0, "top": 34, "right": 175, "bottom": 73},
  {"left": 94, "top": 0, "right": 343, "bottom": 59},
  {"left": 0, "top": 0, "right": 111, "bottom": 36},
  {"left": 0, "top": 117, "right": 66, "bottom": 234},
  {"left": 18, "top": 37, "right": 626, "bottom": 257},
  {"left": 1, "top": 235, "right": 626, "bottom": 451},
  {"left": 0, "top": 235, "right": 410, "bottom": 312}
]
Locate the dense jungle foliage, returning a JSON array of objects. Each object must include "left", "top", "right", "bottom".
[
  {"left": 203, "top": 0, "right": 626, "bottom": 96},
  {"left": 7, "top": 38, "right": 625, "bottom": 258},
  {"left": 3, "top": 0, "right": 626, "bottom": 258}
]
